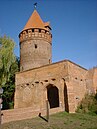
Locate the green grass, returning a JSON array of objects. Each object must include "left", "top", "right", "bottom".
[{"left": 1, "top": 112, "right": 97, "bottom": 129}]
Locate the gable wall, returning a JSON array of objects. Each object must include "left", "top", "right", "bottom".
[{"left": 14, "top": 61, "right": 68, "bottom": 110}]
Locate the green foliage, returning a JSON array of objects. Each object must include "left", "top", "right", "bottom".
[
  {"left": 76, "top": 93, "right": 97, "bottom": 115},
  {"left": 0, "top": 35, "right": 19, "bottom": 109}
]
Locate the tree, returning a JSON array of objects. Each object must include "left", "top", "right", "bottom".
[{"left": 0, "top": 35, "right": 19, "bottom": 109}]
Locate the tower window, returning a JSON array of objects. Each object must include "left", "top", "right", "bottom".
[
  {"left": 45, "top": 30, "right": 47, "bottom": 33},
  {"left": 39, "top": 29, "right": 41, "bottom": 33},
  {"left": 35, "top": 44, "right": 37, "bottom": 49},
  {"left": 32, "top": 29, "right": 34, "bottom": 32}
]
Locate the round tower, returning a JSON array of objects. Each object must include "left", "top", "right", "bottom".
[{"left": 19, "top": 9, "right": 52, "bottom": 71}]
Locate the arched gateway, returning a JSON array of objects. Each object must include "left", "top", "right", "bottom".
[{"left": 47, "top": 84, "right": 59, "bottom": 108}]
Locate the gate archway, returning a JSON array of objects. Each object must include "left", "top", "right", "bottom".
[{"left": 47, "top": 84, "right": 59, "bottom": 108}]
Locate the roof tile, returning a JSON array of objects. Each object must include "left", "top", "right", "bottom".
[{"left": 23, "top": 10, "right": 50, "bottom": 31}]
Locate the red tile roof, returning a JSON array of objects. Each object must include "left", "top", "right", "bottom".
[{"left": 23, "top": 10, "right": 51, "bottom": 31}]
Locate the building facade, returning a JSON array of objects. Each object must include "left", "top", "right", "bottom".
[{"left": 14, "top": 9, "right": 97, "bottom": 113}]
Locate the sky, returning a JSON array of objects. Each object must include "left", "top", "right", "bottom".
[{"left": 0, "top": 0, "right": 97, "bottom": 69}]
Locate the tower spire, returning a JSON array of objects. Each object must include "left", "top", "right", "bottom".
[{"left": 19, "top": 8, "right": 52, "bottom": 71}]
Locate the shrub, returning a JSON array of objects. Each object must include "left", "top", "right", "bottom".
[{"left": 76, "top": 93, "right": 97, "bottom": 114}]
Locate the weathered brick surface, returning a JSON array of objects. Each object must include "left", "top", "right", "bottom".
[
  {"left": 14, "top": 60, "right": 90, "bottom": 114},
  {"left": 86, "top": 68, "right": 97, "bottom": 94},
  {"left": 15, "top": 60, "right": 68, "bottom": 110},
  {"left": 92, "top": 68, "right": 97, "bottom": 93},
  {"left": 67, "top": 61, "right": 88, "bottom": 109}
]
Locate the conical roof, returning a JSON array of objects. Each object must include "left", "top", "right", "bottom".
[{"left": 23, "top": 10, "right": 50, "bottom": 31}]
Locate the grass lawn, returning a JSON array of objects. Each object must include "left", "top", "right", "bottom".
[{"left": 1, "top": 112, "right": 97, "bottom": 129}]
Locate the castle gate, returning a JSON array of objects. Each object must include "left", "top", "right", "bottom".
[{"left": 47, "top": 84, "right": 59, "bottom": 108}]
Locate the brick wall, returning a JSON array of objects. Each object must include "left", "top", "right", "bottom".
[
  {"left": 1, "top": 107, "right": 63, "bottom": 124},
  {"left": 19, "top": 28, "right": 52, "bottom": 71}
]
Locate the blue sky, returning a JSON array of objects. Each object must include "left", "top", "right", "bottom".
[{"left": 0, "top": 0, "right": 97, "bottom": 69}]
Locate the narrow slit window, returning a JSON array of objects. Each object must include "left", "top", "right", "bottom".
[
  {"left": 35, "top": 44, "right": 37, "bottom": 49},
  {"left": 32, "top": 29, "right": 34, "bottom": 32},
  {"left": 39, "top": 29, "right": 41, "bottom": 33}
]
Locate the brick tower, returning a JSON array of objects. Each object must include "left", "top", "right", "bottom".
[{"left": 19, "top": 9, "right": 52, "bottom": 71}]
